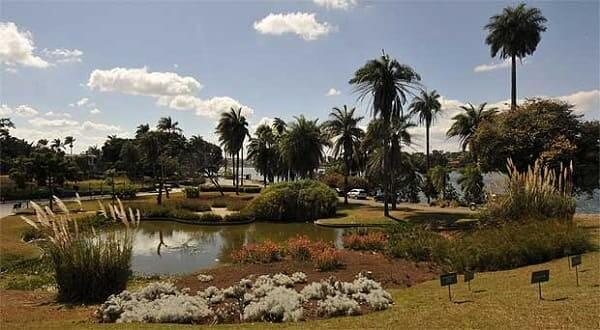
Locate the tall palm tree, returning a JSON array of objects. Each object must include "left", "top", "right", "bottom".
[
  {"left": 64, "top": 136, "right": 75, "bottom": 155},
  {"left": 136, "top": 124, "right": 150, "bottom": 138},
  {"left": 247, "top": 124, "right": 276, "bottom": 186},
  {"left": 51, "top": 138, "right": 62, "bottom": 151},
  {"left": 280, "top": 115, "right": 329, "bottom": 179},
  {"left": 409, "top": 90, "right": 442, "bottom": 171},
  {"left": 485, "top": 3, "right": 547, "bottom": 110},
  {"left": 215, "top": 107, "right": 249, "bottom": 194},
  {"left": 272, "top": 117, "right": 287, "bottom": 136},
  {"left": 446, "top": 103, "right": 497, "bottom": 164},
  {"left": 323, "top": 105, "right": 364, "bottom": 204},
  {"left": 157, "top": 116, "right": 182, "bottom": 134},
  {"left": 349, "top": 52, "right": 421, "bottom": 216}
]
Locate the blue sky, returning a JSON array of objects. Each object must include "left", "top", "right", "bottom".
[{"left": 1, "top": 0, "right": 598, "bottom": 153}]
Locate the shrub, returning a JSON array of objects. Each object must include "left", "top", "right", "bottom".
[
  {"left": 317, "top": 294, "right": 361, "bottom": 317},
  {"left": 20, "top": 197, "right": 138, "bottom": 303},
  {"left": 342, "top": 231, "right": 387, "bottom": 251},
  {"left": 172, "top": 199, "right": 211, "bottom": 212},
  {"left": 483, "top": 159, "right": 576, "bottom": 222},
  {"left": 231, "top": 241, "right": 284, "bottom": 264},
  {"left": 247, "top": 180, "right": 337, "bottom": 222},
  {"left": 183, "top": 187, "right": 200, "bottom": 198},
  {"left": 211, "top": 200, "right": 228, "bottom": 208},
  {"left": 199, "top": 212, "right": 223, "bottom": 222},
  {"left": 385, "top": 225, "right": 451, "bottom": 264},
  {"left": 313, "top": 247, "right": 343, "bottom": 271},
  {"left": 141, "top": 205, "right": 172, "bottom": 218},
  {"left": 224, "top": 211, "right": 254, "bottom": 222},
  {"left": 385, "top": 220, "right": 593, "bottom": 272},
  {"left": 286, "top": 235, "right": 331, "bottom": 261},
  {"left": 450, "top": 220, "right": 594, "bottom": 272},
  {"left": 226, "top": 199, "right": 247, "bottom": 211}
]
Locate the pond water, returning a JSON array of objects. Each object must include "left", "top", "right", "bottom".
[{"left": 114, "top": 221, "right": 344, "bottom": 275}]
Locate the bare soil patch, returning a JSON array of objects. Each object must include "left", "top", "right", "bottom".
[{"left": 176, "top": 249, "right": 441, "bottom": 293}]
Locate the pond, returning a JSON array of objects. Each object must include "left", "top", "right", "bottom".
[{"left": 114, "top": 221, "right": 344, "bottom": 275}]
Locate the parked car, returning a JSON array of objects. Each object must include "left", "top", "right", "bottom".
[
  {"left": 374, "top": 192, "right": 400, "bottom": 203},
  {"left": 347, "top": 188, "right": 368, "bottom": 199},
  {"left": 334, "top": 188, "right": 345, "bottom": 197}
]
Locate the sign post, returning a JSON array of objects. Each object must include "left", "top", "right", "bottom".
[
  {"left": 464, "top": 271, "right": 475, "bottom": 291},
  {"left": 571, "top": 255, "right": 582, "bottom": 286},
  {"left": 440, "top": 273, "right": 458, "bottom": 301},
  {"left": 531, "top": 270, "right": 550, "bottom": 300}
]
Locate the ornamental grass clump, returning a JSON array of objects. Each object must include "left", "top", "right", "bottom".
[
  {"left": 20, "top": 196, "right": 139, "bottom": 303},
  {"left": 313, "top": 247, "right": 343, "bottom": 271},
  {"left": 484, "top": 158, "right": 576, "bottom": 222}
]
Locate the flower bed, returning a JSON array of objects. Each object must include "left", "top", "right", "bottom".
[{"left": 96, "top": 272, "right": 393, "bottom": 325}]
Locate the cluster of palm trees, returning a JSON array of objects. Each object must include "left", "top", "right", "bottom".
[{"left": 214, "top": 3, "right": 547, "bottom": 214}]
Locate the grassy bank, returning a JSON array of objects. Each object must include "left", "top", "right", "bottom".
[{"left": 1, "top": 251, "right": 598, "bottom": 329}]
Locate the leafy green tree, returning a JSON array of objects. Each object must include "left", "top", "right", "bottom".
[
  {"left": 349, "top": 52, "right": 421, "bottom": 216},
  {"left": 323, "top": 105, "right": 364, "bottom": 204},
  {"left": 119, "top": 141, "right": 141, "bottom": 179},
  {"left": 447, "top": 103, "right": 497, "bottom": 164},
  {"left": 247, "top": 124, "right": 276, "bottom": 186},
  {"left": 458, "top": 165, "right": 485, "bottom": 204},
  {"left": 409, "top": 89, "right": 442, "bottom": 172},
  {"left": 280, "top": 116, "right": 329, "bottom": 179},
  {"left": 485, "top": 3, "right": 547, "bottom": 110},
  {"left": 157, "top": 116, "right": 182, "bottom": 134}
]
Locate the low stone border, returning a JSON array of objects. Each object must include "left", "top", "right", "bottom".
[
  {"left": 142, "top": 216, "right": 254, "bottom": 226},
  {"left": 314, "top": 220, "right": 391, "bottom": 228}
]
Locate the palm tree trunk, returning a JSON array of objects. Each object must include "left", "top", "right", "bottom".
[
  {"left": 383, "top": 139, "right": 390, "bottom": 217},
  {"left": 426, "top": 124, "right": 430, "bottom": 203},
  {"left": 235, "top": 151, "right": 240, "bottom": 195},
  {"left": 344, "top": 155, "right": 349, "bottom": 205},
  {"left": 511, "top": 54, "right": 517, "bottom": 111},
  {"left": 241, "top": 148, "right": 244, "bottom": 187}
]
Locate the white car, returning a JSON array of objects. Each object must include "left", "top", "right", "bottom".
[{"left": 347, "top": 189, "right": 368, "bottom": 200}]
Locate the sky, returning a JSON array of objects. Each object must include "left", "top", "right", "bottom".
[{"left": 1, "top": 0, "right": 599, "bottom": 154}]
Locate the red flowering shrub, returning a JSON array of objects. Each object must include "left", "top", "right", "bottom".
[
  {"left": 231, "top": 240, "right": 284, "bottom": 264},
  {"left": 342, "top": 232, "right": 387, "bottom": 251},
  {"left": 286, "top": 235, "right": 332, "bottom": 261},
  {"left": 313, "top": 247, "right": 343, "bottom": 271}
]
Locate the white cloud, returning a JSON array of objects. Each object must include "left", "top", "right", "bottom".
[
  {"left": 313, "top": 0, "right": 356, "bottom": 10},
  {"left": 89, "top": 67, "right": 253, "bottom": 118},
  {"left": 81, "top": 121, "right": 120, "bottom": 132},
  {"left": 29, "top": 117, "right": 79, "bottom": 128},
  {"left": 42, "top": 48, "right": 83, "bottom": 63},
  {"left": 325, "top": 88, "right": 341, "bottom": 96},
  {"left": 0, "top": 104, "right": 40, "bottom": 117},
  {"left": 558, "top": 90, "right": 600, "bottom": 118},
  {"left": 90, "top": 108, "right": 101, "bottom": 115},
  {"left": 0, "top": 22, "right": 49, "bottom": 68},
  {"left": 157, "top": 95, "right": 254, "bottom": 118},
  {"left": 474, "top": 59, "right": 528, "bottom": 73},
  {"left": 76, "top": 97, "right": 90, "bottom": 107},
  {"left": 44, "top": 111, "right": 72, "bottom": 118},
  {"left": 253, "top": 12, "right": 332, "bottom": 41},
  {"left": 88, "top": 67, "right": 202, "bottom": 97}
]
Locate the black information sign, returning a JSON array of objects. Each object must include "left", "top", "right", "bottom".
[
  {"left": 440, "top": 273, "right": 458, "bottom": 301},
  {"left": 571, "top": 255, "right": 582, "bottom": 267},
  {"left": 440, "top": 273, "right": 458, "bottom": 286},
  {"left": 531, "top": 270, "right": 550, "bottom": 300},
  {"left": 531, "top": 270, "right": 549, "bottom": 284},
  {"left": 464, "top": 271, "right": 475, "bottom": 282}
]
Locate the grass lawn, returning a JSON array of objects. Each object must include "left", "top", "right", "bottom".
[
  {"left": 317, "top": 202, "right": 476, "bottom": 227},
  {"left": 2, "top": 251, "right": 598, "bottom": 329}
]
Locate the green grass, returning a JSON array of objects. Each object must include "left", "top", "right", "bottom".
[{"left": 317, "top": 203, "right": 475, "bottom": 227}]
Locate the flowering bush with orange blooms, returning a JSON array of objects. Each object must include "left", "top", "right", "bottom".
[
  {"left": 231, "top": 240, "right": 284, "bottom": 264},
  {"left": 286, "top": 235, "right": 332, "bottom": 261},
  {"left": 313, "top": 247, "right": 343, "bottom": 271},
  {"left": 342, "top": 231, "right": 388, "bottom": 251}
]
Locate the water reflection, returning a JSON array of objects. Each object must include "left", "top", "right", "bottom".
[{"left": 111, "top": 221, "right": 343, "bottom": 275}]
